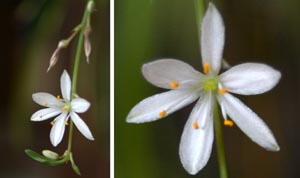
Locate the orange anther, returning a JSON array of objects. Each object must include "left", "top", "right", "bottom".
[
  {"left": 65, "top": 121, "right": 69, "bottom": 126},
  {"left": 169, "top": 81, "right": 179, "bottom": 89},
  {"left": 224, "top": 120, "right": 234, "bottom": 127},
  {"left": 159, "top": 110, "right": 166, "bottom": 118},
  {"left": 56, "top": 95, "right": 61, "bottom": 100},
  {"left": 204, "top": 62, "right": 210, "bottom": 74},
  {"left": 193, "top": 122, "right": 199, "bottom": 129},
  {"left": 218, "top": 88, "right": 228, "bottom": 95},
  {"left": 39, "top": 115, "right": 43, "bottom": 119},
  {"left": 50, "top": 121, "right": 55, "bottom": 125}
]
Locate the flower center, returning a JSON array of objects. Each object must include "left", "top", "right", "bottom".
[
  {"left": 62, "top": 103, "right": 71, "bottom": 111},
  {"left": 203, "top": 78, "right": 218, "bottom": 92}
]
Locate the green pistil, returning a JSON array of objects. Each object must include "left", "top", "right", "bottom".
[
  {"left": 62, "top": 103, "right": 71, "bottom": 111},
  {"left": 203, "top": 78, "right": 218, "bottom": 92}
]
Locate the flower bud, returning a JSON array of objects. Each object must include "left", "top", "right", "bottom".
[
  {"left": 42, "top": 150, "right": 59, "bottom": 160},
  {"left": 87, "top": 1, "right": 95, "bottom": 13},
  {"left": 84, "top": 18, "right": 92, "bottom": 63},
  {"left": 47, "top": 40, "right": 69, "bottom": 72}
]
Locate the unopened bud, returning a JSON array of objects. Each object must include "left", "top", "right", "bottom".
[
  {"left": 42, "top": 150, "right": 59, "bottom": 160},
  {"left": 87, "top": 1, "right": 95, "bottom": 13},
  {"left": 84, "top": 28, "right": 92, "bottom": 63},
  {"left": 47, "top": 40, "right": 70, "bottom": 72}
]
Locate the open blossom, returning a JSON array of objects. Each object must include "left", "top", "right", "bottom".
[
  {"left": 126, "top": 3, "right": 281, "bottom": 175},
  {"left": 31, "top": 70, "right": 94, "bottom": 146}
]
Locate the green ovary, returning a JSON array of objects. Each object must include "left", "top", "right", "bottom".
[{"left": 203, "top": 78, "right": 218, "bottom": 92}]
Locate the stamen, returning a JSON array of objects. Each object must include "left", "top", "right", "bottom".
[
  {"left": 39, "top": 115, "right": 43, "bottom": 119},
  {"left": 42, "top": 102, "right": 48, "bottom": 107},
  {"left": 169, "top": 81, "right": 179, "bottom": 89},
  {"left": 159, "top": 110, "right": 166, "bottom": 118},
  {"left": 218, "top": 88, "right": 228, "bottom": 95},
  {"left": 224, "top": 119, "right": 234, "bottom": 127},
  {"left": 193, "top": 122, "right": 199, "bottom": 129},
  {"left": 50, "top": 121, "right": 55, "bottom": 125},
  {"left": 204, "top": 62, "right": 210, "bottom": 74},
  {"left": 56, "top": 95, "right": 61, "bottom": 100},
  {"left": 65, "top": 121, "right": 69, "bottom": 126}
]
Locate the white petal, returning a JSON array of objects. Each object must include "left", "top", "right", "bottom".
[
  {"left": 50, "top": 113, "right": 68, "bottom": 147},
  {"left": 32, "top": 92, "right": 63, "bottom": 108},
  {"left": 126, "top": 89, "right": 199, "bottom": 123},
  {"left": 220, "top": 63, "right": 281, "bottom": 95},
  {"left": 71, "top": 98, "right": 91, "bottom": 113},
  {"left": 70, "top": 112, "right": 94, "bottom": 140},
  {"left": 179, "top": 97, "right": 214, "bottom": 175},
  {"left": 218, "top": 93, "right": 280, "bottom": 151},
  {"left": 31, "top": 108, "right": 62, "bottom": 121},
  {"left": 61, "top": 70, "right": 72, "bottom": 101},
  {"left": 201, "top": 3, "right": 225, "bottom": 74},
  {"left": 142, "top": 59, "right": 202, "bottom": 89}
]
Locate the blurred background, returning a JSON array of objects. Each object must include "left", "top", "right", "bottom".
[
  {"left": 116, "top": 0, "right": 299, "bottom": 178},
  {"left": 0, "top": 0, "right": 109, "bottom": 177}
]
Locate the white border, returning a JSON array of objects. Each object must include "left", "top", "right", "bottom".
[{"left": 110, "top": 0, "right": 114, "bottom": 176}]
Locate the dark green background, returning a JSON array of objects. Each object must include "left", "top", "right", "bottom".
[{"left": 116, "top": 0, "right": 298, "bottom": 178}]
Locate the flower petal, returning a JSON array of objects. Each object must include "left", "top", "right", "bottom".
[
  {"left": 31, "top": 108, "right": 62, "bottom": 121},
  {"left": 61, "top": 70, "right": 72, "bottom": 101},
  {"left": 71, "top": 98, "right": 91, "bottom": 113},
  {"left": 32, "top": 92, "right": 63, "bottom": 108},
  {"left": 70, "top": 112, "right": 94, "bottom": 140},
  {"left": 220, "top": 63, "right": 281, "bottom": 95},
  {"left": 218, "top": 93, "right": 280, "bottom": 151},
  {"left": 201, "top": 3, "right": 225, "bottom": 74},
  {"left": 142, "top": 59, "right": 202, "bottom": 89},
  {"left": 179, "top": 96, "right": 214, "bottom": 175},
  {"left": 126, "top": 89, "right": 199, "bottom": 123},
  {"left": 50, "top": 112, "right": 68, "bottom": 147}
]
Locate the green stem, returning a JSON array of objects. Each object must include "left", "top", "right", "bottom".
[
  {"left": 67, "top": 0, "right": 93, "bottom": 153},
  {"left": 213, "top": 98, "right": 228, "bottom": 178}
]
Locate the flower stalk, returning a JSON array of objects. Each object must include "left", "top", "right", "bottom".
[
  {"left": 26, "top": 0, "right": 95, "bottom": 175},
  {"left": 213, "top": 98, "right": 228, "bottom": 178},
  {"left": 68, "top": 0, "right": 94, "bottom": 154}
]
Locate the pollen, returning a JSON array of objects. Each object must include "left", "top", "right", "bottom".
[
  {"left": 159, "top": 110, "right": 166, "bottom": 118},
  {"left": 56, "top": 95, "right": 61, "bottom": 100},
  {"left": 65, "top": 121, "right": 69, "bottom": 126},
  {"left": 204, "top": 62, "right": 210, "bottom": 74},
  {"left": 169, "top": 81, "right": 179, "bottom": 89},
  {"left": 42, "top": 102, "right": 48, "bottom": 107},
  {"left": 50, "top": 120, "right": 55, "bottom": 125},
  {"left": 218, "top": 88, "right": 228, "bottom": 95},
  {"left": 193, "top": 122, "right": 199, "bottom": 129},
  {"left": 224, "top": 119, "right": 234, "bottom": 127}
]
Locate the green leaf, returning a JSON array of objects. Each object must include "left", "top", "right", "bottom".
[
  {"left": 71, "top": 161, "right": 81, "bottom": 175},
  {"left": 69, "top": 153, "right": 81, "bottom": 175},
  {"left": 24, "top": 149, "right": 66, "bottom": 166}
]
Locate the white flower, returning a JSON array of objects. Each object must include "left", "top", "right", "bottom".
[
  {"left": 126, "top": 3, "right": 281, "bottom": 175},
  {"left": 31, "top": 70, "right": 94, "bottom": 147}
]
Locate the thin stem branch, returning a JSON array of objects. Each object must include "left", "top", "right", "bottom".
[
  {"left": 67, "top": 0, "right": 93, "bottom": 153},
  {"left": 213, "top": 98, "right": 228, "bottom": 178}
]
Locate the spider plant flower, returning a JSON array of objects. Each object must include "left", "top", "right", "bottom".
[
  {"left": 31, "top": 70, "right": 94, "bottom": 146},
  {"left": 126, "top": 3, "right": 281, "bottom": 175}
]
